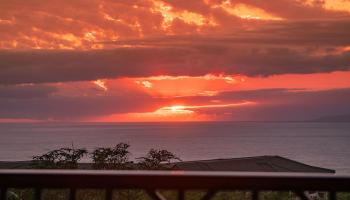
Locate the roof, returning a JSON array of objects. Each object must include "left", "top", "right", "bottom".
[
  {"left": 0, "top": 156, "right": 335, "bottom": 173},
  {"left": 171, "top": 156, "right": 335, "bottom": 173}
]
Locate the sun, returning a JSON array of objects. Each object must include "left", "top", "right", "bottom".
[
  {"left": 169, "top": 105, "right": 186, "bottom": 112},
  {"left": 155, "top": 105, "right": 194, "bottom": 115}
]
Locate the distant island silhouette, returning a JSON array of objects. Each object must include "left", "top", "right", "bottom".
[{"left": 313, "top": 114, "right": 350, "bottom": 122}]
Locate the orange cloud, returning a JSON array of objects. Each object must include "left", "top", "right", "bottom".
[
  {"left": 151, "top": 0, "right": 217, "bottom": 31},
  {"left": 234, "top": 71, "right": 350, "bottom": 91},
  {"left": 304, "top": 0, "right": 350, "bottom": 12},
  {"left": 135, "top": 80, "right": 153, "bottom": 88},
  {"left": 1, "top": 0, "right": 350, "bottom": 122},
  {"left": 217, "top": 1, "right": 283, "bottom": 20},
  {"left": 132, "top": 74, "right": 245, "bottom": 97},
  {"left": 2, "top": 0, "right": 349, "bottom": 50}
]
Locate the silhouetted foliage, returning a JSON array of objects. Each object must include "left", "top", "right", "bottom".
[
  {"left": 259, "top": 191, "right": 290, "bottom": 200},
  {"left": 32, "top": 147, "right": 87, "bottom": 169},
  {"left": 137, "top": 149, "right": 181, "bottom": 170},
  {"left": 91, "top": 143, "right": 132, "bottom": 169},
  {"left": 338, "top": 192, "right": 350, "bottom": 200},
  {"left": 31, "top": 145, "right": 182, "bottom": 170},
  {"left": 26, "top": 145, "right": 329, "bottom": 200}
]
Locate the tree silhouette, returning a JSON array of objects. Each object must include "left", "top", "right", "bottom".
[
  {"left": 91, "top": 143, "right": 132, "bottom": 169},
  {"left": 137, "top": 149, "right": 181, "bottom": 170},
  {"left": 32, "top": 147, "right": 87, "bottom": 169}
]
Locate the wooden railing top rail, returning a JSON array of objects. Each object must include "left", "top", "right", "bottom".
[{"left": 1, "top": 170, "right": 350, "bottom": 191}]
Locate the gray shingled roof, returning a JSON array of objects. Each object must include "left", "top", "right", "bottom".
[
  {"left": 171, "top": 156, "right": 335, "bottom": 173},
  {"left": 0, "top": 156, "right": 335, "bottom": 173}
]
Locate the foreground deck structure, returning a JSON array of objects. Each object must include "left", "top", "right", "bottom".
[{"left": 0, "top": 170, "right": 350, "bottom": 200}]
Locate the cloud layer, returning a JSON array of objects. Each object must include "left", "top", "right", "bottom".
[
  {"left": 1, "top": 38, "right": 349, "bottom": 84},
  {"left": 1, "top": 0, "right": 350, "bottom": 121},
  {"left": 1, "top": 85, "right": 349, "bottom": 121},
  {"left": 0, "top": 0, "right": 350, "bottom": 84}
]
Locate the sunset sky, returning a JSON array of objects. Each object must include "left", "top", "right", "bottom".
[{"left": 0, "top": 0, "right": 350, "bottom": 122}]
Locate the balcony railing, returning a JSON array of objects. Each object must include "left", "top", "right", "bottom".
[{"left": 1, "top": 170, "right": 350, "bottom": 200}]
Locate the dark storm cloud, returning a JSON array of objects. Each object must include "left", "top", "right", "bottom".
[
  {"left": 0, "top": 43, "right": 347, "bottom": 85},
  {"left": 115, "top": 19, "right": 350, "bottom": 46},
  {"left": 0, "top": 45, "right": 349, "bottom": 84},
  {"left": 1, "top": 87, "right": 350, "bottom": 121},
  {"left": 0, "top": 92, "right": 162, "bottom": 120},
  {"left": 0, "top": 85, "right": 57, "bottom": 98},
  {"left": 1, "top": 1, "right": 350, "bottom": 84},
  {"left": 187, "top": 88, "right": 350, "bottom": 121},
  {"left": 1, "top": 0, "right": 350, "bottom": 121},
  {"left": 1, "top": 17, "right": 350, "bottom": 85}
]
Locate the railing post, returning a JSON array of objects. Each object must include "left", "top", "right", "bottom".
[
  {"left": 251, "top": 191, "right": 259, "bottom": 200},
  {"left": 178, "top": 190, "right": 185, "bottom": 200},
  {"left": 200, "top": 190, "right": 217, "bottom": 200},
  {"left": 34, "top": 188, "right": 42, "bottom": 200},
  {"left": 105, "top": 188, "right": 113, "bottom": 200},
  {"left": 0, "top": 188, "right": 7, "bottom": 200},
  {"left": 329, "top": 191, "right": 336, "bottom": 200},
  {"left": 69, "top": 188, "right": 76, "bottom": 200}
]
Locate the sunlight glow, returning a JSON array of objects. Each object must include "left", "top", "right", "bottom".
[
  {"left": 133, "top": 74, "right": 246, "bottom": 97},
  {"left": 156, "top": 105, "right": 194, "bottom": 115},
  {"left": 154, "top": 101, "right": 256, "bottom": 116},
  {"left": 143, "top": 74, "right": 244, "bottom": 83},
  {"left": 94, "top": 101, "right": 257, "bottom": 122},
  {"left": 218, "top": 1, "right": 283, "bottom": 20},
  {"left": 93, "top": 79, "right": 108, "bottom": 91},
  {"left": 303, "top": 0, "right": 350, "bottom": 12},
  {"left": 0, "top": 18, "right": 15, "bottom": 25},
  {"left": 135, "top": 80, "right": 153, "bottom": 88},
  {"left": 151, "top": 0, "right": 217, "bottom": 31}
]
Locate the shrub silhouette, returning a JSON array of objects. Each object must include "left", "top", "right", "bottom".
[
  {"left": 32, "top": 145, "right": 181, "bottom": 170},
  {"left": 137, "top": 149, "right": 181, "bottom": 170},
  {"left": 32, "top": 147, "right": 87, "bottom": 169},
  {"left": 91, "top": 143, "right": 132, "bottom": 169}
]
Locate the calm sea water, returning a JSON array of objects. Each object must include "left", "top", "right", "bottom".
[{"left": 0, "top": 122, "right": 349, "bottom": 173}]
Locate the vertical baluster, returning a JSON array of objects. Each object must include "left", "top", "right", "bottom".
[
  {"left": 0, "top": 188, "right": 7, "bottom": 200},
  {"left": 34, "top": 188, "right": 42, "bottom": 200},
  {"left": 178, "top": 190, "right": 185, "bottom": 200},
  {"left": 69, "top": 188, "right": 76, "bottom": 200},
  {"left": 105, "top": 188, "right": 113, "bottom": 200},
  {"left": 200, "top": 190, "right": 217, "bottom": 200},
  {"left": 329, "top": 191, "right": 336, "bottom": 200},
  {"left": 251, "top": 191, "right": 258, "bottom": 200}
]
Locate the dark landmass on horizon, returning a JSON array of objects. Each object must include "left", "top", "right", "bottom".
[{"left": 312, "top": 114, "right": 350, "bottom": 122}]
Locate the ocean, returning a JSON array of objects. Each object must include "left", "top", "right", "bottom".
[{"left": 0, "top": 122, "right": 349, "bottom": 173}]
